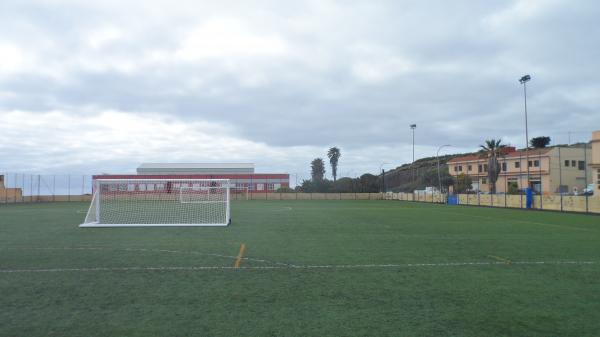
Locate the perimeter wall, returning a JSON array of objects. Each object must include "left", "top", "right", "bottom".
[{"left": 2, "top": 191, "right": 599, "bottom": 214}]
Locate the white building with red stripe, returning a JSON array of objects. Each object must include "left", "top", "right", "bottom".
[{"left": 93, "top": 163, "right": 290, "bottom": 193}]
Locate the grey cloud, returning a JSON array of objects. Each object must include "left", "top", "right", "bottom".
[{"left": 1, "top": 0, "right": 599, "bottom": 175}]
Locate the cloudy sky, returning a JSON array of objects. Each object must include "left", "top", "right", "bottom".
[{"left": 0, "top": 0, "right": 598, "bottom": 179}]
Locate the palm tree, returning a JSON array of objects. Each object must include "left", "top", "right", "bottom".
[
  {"left": 311, "top": 158, "right": 326, "bottom": 181},
  {"left": 479, "top": 139, "right": 504, "bottom": 194},
  {"left": 327, "top": 147, "right": 341, "bottom": 182}
]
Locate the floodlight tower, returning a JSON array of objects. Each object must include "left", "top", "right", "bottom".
[
  {"left": 519, "top": 74, "right": 531, "bottom": 188},
  {"left": 410, "top": 124, "right": 417, "bottom": 163}
]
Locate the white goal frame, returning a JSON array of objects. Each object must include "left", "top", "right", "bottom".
[{"left": 80, "top": 179, "right": 230, "bottom": 227}]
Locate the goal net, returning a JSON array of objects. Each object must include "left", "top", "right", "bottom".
[{"left": 80, "top": 179, "right": 230, "bottom": 227}]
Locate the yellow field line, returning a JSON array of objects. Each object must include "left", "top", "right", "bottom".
[
  {"left": 487, "top": 255, "right": 512, "bottom": 264},
  {"left": 234, "top": 243, "right": 246, "bottom": 268}
]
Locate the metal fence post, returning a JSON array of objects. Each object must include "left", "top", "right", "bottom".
[
  {"left": 13, "top": 173, "right": 17, "bottom": 203},
  {"left": 585, "top": 143, "right": 589, "bottom": 213},
  {"left": 37, "top": 175, "right": 40, "bottom": 202},
  {"left": 539, "top": 151, "right": 543, "bottom": 210},
  {"left": 3, "top": 173, "right": 7, "bottom": 204},
  {"left": 21, "top": 173, "right": 25, "bottom": 203},
  {"left": 519, "top": 152, "right": 523, "bottom": 209},
  {"left": 559, "top": 147, "right": 563, "bottom": 212}
]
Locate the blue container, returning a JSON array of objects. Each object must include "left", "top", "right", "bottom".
[{"left": 447, "top": 195, "right": 458, "bottom": 205}]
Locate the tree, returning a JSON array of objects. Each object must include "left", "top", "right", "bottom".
[
  {"left": 299, "top": 178, "right": 333, "bottom": 193},
  {"left": 357, "top": 174, "right": 380, "bottom": 192},
  {"left": 311, "top": 158, "right": 326, "bottom": 181},
  {"left": 479, "top": 139, "right": 504, "bottom": 194},
  {"left": 530, "top": 136, "right": 551, "bottom": 148},
  {"left": 327, "top": 147, "right": 341, "bottom": 182},
  {"left": 333, "top": 177, "right": 354, "bottom": 192},
  {"left": 454, "top": 173, "right": 473, "bottom": 193}
]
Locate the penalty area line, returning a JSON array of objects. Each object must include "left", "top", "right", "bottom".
[{"left": 1, "top": 260, "right": 596, "bottom": 273}]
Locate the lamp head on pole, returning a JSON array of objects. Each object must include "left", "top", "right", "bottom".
[
  {"left": 519, "top": 75, "right": 531, "bottom": 84},
  {"left": 410, "top": 124, "right": 417, "bottom": 129}
]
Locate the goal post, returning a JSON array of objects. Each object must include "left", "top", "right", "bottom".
[{"left": 80, "top": 179, "right": 231, "bottom": 227}]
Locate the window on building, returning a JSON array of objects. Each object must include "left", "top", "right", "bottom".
[
  {"left": 454, "top": 166, "right": 458, "bottom": 172},
  {"left": 458, "top": 165, "right": 462, "bottom": 172},
  {"left": 484, "top": 164, "right": 488, "bottom": 172},
  {"left": 578, "top": 161, "right": 585, "bottom": 170},
  {"left": 478, "top": 164, "right": 482, "bottom": 173},
  {"left": 514, "top": 161, "right": 520, "bottom": 168},
  {"left": 528, "top": 161, "right": 533, "bottom": 167},
  {"left": 481, "top": 178, "right": 487, "bottom": 184},
  {"left": 534, "top": 160, "right": 539, "bottom": 167},
  {"left": 256, "top": 183, "right": 264, "bottom": 191},
  {"left": 571, "top": 160, "right": 576, "bottom": 167},
  {"left": 267, "top": 183, "right": 275, "bottom": 190},
  {"left": 565, "top": 160, "right": 570, "bottom": 167},
  {"left": 467, "top": 165, "right": 472, "bottom": 171},
  {"left": 531, "top": 180, "right": 541, "bottom": 194},
  {"left": 502, "top": 162, "right": 507, "bottom": 171}
]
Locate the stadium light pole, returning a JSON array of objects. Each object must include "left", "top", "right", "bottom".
[
  {"left": 519, "top": 75, "right": 531, "bottom": 189},
  {"left": 410, "top": 124, "right": 417, "bottom": 163},
  {"left": 436, "top": 144, "right": 451, "bottom": 194}
]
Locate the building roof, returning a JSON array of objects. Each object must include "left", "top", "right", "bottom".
[
  {"left": 447, "top": 148, "right": 553, "bottom": 164},
  {"left": 138, "top": 163, "right": 255, "bottom": 169},
  {"left": 136, "top": 163, "right": 256, "bottom": 175}
]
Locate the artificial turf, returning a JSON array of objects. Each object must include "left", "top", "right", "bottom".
[{"left": 1, "top": 200, "right": 600, "bottom": 337}]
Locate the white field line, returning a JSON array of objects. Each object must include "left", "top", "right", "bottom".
[
  {"left": 2, "top": 247, "right": 297, "bottom": 267},
  {"left": 0, "top": 261, "right": 596, "bottom": 274}
]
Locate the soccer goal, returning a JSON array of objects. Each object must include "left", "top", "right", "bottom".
[{"left": 80, "top": 179, "right": 231, "bottom": 227}]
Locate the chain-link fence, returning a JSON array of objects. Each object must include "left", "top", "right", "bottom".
[
  {"left": 0, "top": 173, "right": 94, "bottom": 203},
  {"left": 1, "top": 135, "right": 598, "bottom": 214}
]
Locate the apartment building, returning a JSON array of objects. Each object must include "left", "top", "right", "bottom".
[{"left": 448, "top": 145, "right": 592, "bottom": 194}]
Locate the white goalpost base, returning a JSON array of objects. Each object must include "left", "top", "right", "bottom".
[{"left": 80, "top": 179, "right": 231, "bottom": 227}]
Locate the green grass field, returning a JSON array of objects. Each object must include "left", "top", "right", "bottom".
[{"left": 2, "top": 200, "right": 600, "bottom": 337}]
